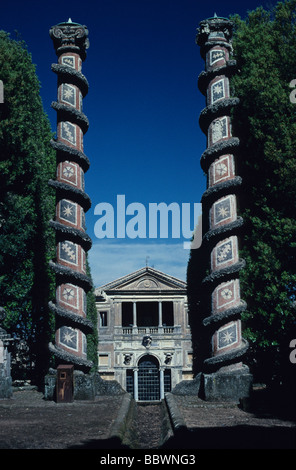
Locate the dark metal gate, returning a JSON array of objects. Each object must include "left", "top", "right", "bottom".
[{"left": 138, "top": 356, "right": 160, "bottom": 401}]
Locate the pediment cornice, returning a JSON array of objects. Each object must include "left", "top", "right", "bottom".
[{"left": 95, "top": 267, "right": 186, "bottom": 295}]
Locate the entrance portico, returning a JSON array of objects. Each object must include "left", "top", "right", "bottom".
[{"left": 127, "top": 355, "right": 171, "bottom": 401}]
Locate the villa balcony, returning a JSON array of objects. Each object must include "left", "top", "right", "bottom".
[{"left": 118, "top": 325, "right": 180, "bottom": 336}]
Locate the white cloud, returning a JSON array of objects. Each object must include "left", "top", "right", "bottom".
[{"left": 88, "top": 239, "right": 190, "bottom": 287}]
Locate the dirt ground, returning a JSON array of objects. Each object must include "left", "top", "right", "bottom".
[
  {"left": 1, "top": 387, "right": 296, "bottom": 452},
  {"left": 163, "top": 394, "right": 296, "bottom": 449},
  {"left": 0, "top": 389, "right": 125, "bottom": 449}
]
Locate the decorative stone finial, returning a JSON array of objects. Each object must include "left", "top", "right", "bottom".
[{"left": 196, "top": 14, "right": 234, "bottom": 52}]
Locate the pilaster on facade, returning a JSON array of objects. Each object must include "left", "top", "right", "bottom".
[
  {"left": 48, "top": 19, "right": 93, "bottom": 372},
  {"left": 195, "top": 15, "right": 252, "bottom": 399}
]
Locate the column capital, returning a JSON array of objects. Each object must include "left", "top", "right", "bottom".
[
  {"left": 196, "top": 15, "right": 233, "bottom": 46},
  {"left": 50, "top": 19, "right": 89, "bottom": 59}
]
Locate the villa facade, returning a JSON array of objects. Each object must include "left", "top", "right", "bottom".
[{"left": 95, "top": 267, "right": 192, "bottom": 401}]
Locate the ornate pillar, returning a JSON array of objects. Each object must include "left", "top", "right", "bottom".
[
  {"left": 196, "top": 15, "right": 252, "bottom": 400},
  {"left": 48, "top": 20, "right": 93, "bottom": 373}
]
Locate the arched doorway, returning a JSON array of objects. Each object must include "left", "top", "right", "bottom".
[
  {"left": 138, "top": 355, "right": 160, "bottom": 401},
  {"left": 125, "top": 355, "right": 172, "bottom": 401}
]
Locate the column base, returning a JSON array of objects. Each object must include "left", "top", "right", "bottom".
[
  {"left": 73, "top": 370, "right": 96, "bottom": 400},
  {"left": 202, "top": 366, "right": 253, "bottom": 402},
  {"left": 0, "top": 375, "right": 12, "bottom": 399},
  {"left": 45, "top": 370, "right": 125, "bottom": 400}
]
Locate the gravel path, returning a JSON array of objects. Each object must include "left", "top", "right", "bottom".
[{"left": 127, "top": 403, "right": 164, "bottom": 449}]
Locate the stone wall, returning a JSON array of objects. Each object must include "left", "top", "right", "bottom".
[
  {"left": 0, "top": 335, "right": 12, "bottom": 399},
  {"left": 44, "top": 369, "right": 125, "bottom": 401}
]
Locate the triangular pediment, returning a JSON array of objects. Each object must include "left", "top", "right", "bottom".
[{"left": 95, "top": 267, "right": 186, "bottom": 294}]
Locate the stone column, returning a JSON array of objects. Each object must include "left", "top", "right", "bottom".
[
  {"left": 158, "top": 301, "right": 162, "bottom": 327},
  {"left": 133, "top": 302, "right": 137, "bottom": 327},
  {"left": 48, "top": 19, "right": 93, "bottom": 374},
  {"left": 134, "top": 368, "right": 138, "bottom": 401},
  {"left": 173, "top": 301, "right": 179, "bottom": 327},
  {"left": 160, "top": 368, "right": 165, "bottom": 399},
  {"left": 195, "top": 15, "right": 252, "bottom": 401}
]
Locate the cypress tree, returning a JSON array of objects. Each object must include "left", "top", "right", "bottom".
[
  {"left": 86, "top": 257, "right": 98, "bottom": 371},
  {"left": 0, "top": 31, "right": 56, "bottom": 385},
  {"left": 229, "top": 1, "right": 296, "bottom": 385}
]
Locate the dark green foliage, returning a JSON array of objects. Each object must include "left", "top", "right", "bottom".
[
  {"left": 187, "top": 218, "right": 210, "bottom": 376},
  {"left": 86, "top": 257, "right": 98, "bottom": 371},
  {"left": 0, "top": 31, "right": 56, "bottom": 384},
  {"left": 229, "top": 1, "right": 296, "bottom": 384}
]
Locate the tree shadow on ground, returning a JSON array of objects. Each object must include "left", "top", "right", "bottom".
[
  {"left": 246, "top": 386, "right": 296, "bottom": 423},
  {"left": 161, "top": 425, "right": 296, "bottom": 449},
  {"left": 67, "top": 436, "right": 130, "bottom": 449},
  {"left": 66, "top": 425, "right": 296, "bottom": 450}
]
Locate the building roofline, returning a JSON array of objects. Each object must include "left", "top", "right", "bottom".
[{"left": 95, "top": 266, "right": 187, "bottom": 294}]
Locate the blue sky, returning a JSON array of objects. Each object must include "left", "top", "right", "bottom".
[{"left": 2, "top": 0, "right": 274, "bottom": 286}]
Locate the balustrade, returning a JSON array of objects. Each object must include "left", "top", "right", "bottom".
[{"left": 121, "top": 326, "right": 175, "bottom": 335}]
